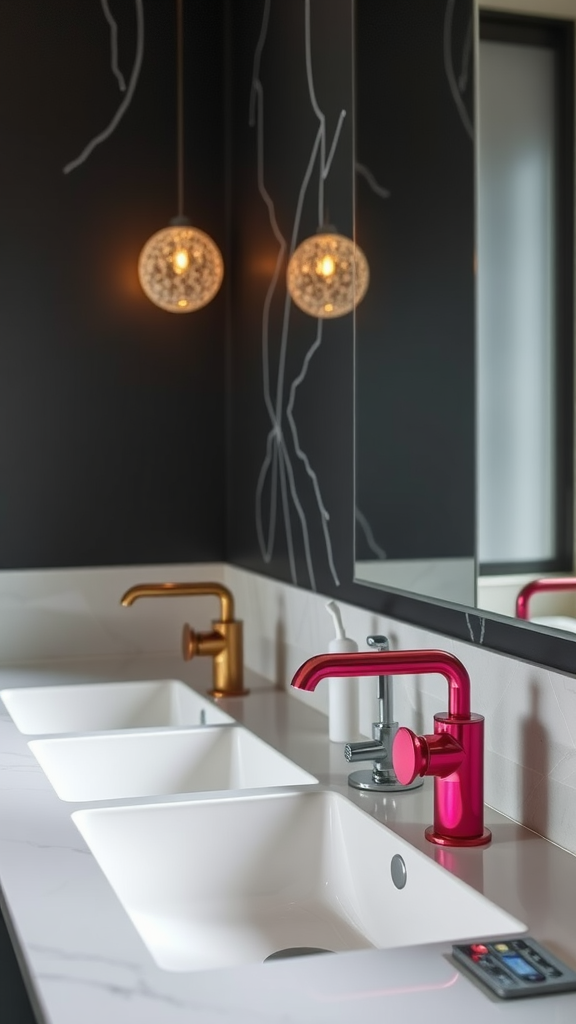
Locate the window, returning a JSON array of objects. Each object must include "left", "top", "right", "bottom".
[{"left": 478, "top": 13, "right": 574, "bottom": 574}]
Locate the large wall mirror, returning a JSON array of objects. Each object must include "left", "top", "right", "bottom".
[{"left": 353, "top": 0, "right": 576, "bottom": 640}]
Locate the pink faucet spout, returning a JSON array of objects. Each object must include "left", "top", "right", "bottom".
[
  {"left": 516, "top": 576, "right": 576, "bottom": 619},
  {"left": 291, "top": 649, "right": 471, "bottom": 718}
]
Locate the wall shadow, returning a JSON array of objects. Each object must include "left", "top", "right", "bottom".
[
  {"left": 521, "top": 681, "right": 550, "bottom": 836},
  {"left": 275, "top": 593, "right": 287, "bottom": 691},
  {"left": 518, "top": 680, "right": 551, "bottom": 922}
]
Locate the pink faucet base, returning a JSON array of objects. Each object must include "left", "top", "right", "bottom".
[
  {"left": 425, "top": 825, "right": 492, "bottom": 847},
  {"left": 393, "top": 716, "right": 491, "bottom": 847}
]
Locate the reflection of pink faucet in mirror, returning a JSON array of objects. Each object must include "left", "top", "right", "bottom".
[
  {"left": 291, "top": 649, "right": 491, "bottom": 848},
  {"left": 516, "top": 577, "right": 576, "bottom": 619}
]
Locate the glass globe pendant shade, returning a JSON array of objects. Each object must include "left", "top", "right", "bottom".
[
  {"left": 138, "top": 223, "right": 224, "bottom": 313},
  {"left": 286, "top": 231, "right": 370, "bottom": 319}
]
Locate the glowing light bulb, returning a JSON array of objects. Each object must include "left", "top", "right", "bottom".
[
  {"left": 173, "top": 248, "right": 189, "bottom": 273},
  {"left": 287, "top": 232, "right": 369, "bottom": 319},
  {"left": 138, "top": 225, "right": 223, "bottom": 313},
  {"left": 318, "top": 254, "right": 335, "bottom": 277}
]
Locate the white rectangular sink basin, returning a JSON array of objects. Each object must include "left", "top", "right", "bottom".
[
  {"left": 73, "top": 790, "right": 525, "bottom": 972},
  {"left": 29, "top": 726, "right": 318, "bottom": 801},
  {"left": 0, "top": 679, "right": 234, "bottom": 734}
]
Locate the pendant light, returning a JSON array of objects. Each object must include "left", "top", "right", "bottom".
[
  {"left": 286, "top": 227, "right": 369, "bottom": 319},
  {"left": 138, "top": 0, "right": 223, "bottom": 313}
]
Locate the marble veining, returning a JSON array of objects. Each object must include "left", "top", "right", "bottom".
[
  {"left": 34, "top": 948, "right": 190, "bottom": 1011},
  {"left": 0, "top": 837, "right": 91, "bottom": 856}
]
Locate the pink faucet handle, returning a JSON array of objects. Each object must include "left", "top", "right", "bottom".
[
  {"left": 393, "top": 727, "right": 465, "bottom": 785},
  {"left": 393, "top": 728, "right": 428, "bottom": 784}
]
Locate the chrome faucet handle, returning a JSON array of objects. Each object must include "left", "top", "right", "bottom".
[
  {"left": 366, "top": 634, "right": 389, "bottom": 651},
  {"left": 344, "top": 738, "right": 386, "bottom": 763},
  {"left": 366, "top": 634, "right": 393, "bottom": 726},
  {"left": 346, "top": 632, "right": 424, "bottom": 793}
]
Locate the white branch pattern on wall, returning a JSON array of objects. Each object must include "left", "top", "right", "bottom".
[
  {"left": 465, "top": 612, "right": 486, "bottom": 645},
  {"left": 355, "top": 162, "right": 391, "bottom": 200},
  {"left": 355, "top": 508, "right": 387, "bottom": 561},
  {"left": 444, "top": 0, "right": 473, "bottom": 141},
  {"left": 251, "top": 0, "right": 345, "bottom": 590},
  {"left": 101, "top": 0, "right": 127, "bottom": 92},
  {"left": 63, "top": 0, "right": 144, "bottom": 174}
]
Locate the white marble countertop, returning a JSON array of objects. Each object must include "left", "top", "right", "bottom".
[{"left": 1, "top": 652, "right": 576, "bottom": 1023}]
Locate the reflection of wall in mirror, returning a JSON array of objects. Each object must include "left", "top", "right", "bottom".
[
  {"left": 355, "top": 557, "right": 476, "bottom": 606},
  {"left": 354, "top": 0, "right": 476, "bottom": 606}
]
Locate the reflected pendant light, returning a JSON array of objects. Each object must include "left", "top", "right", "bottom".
[
  {"left": 286, "top": 228, "right": 369, "bottom": 319},
  {"left": 138, "top": 0, "right": 223, "bottom": 313}
]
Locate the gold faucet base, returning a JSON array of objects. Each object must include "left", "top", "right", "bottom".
[
  {"left": 209, "top": 687, "right": 250, "bottom": 699},
  {"left": 182, "top": 619, "right": 246, "bottom": 698}
]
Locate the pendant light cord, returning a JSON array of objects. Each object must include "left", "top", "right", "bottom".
[{"left": 176, "top": 0, "right": 184, "bottom": 217}]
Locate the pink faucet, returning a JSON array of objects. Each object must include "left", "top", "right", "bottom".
[
  {"left": 291, "top": 649, "right": 491, "bottom": 848},
  {"left": 516, "top": 577, "right": 576, "bottom": 619}
]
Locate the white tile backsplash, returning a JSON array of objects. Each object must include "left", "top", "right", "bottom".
[{"left": 0, "top": 564, "right": 225, "bottom": 662}]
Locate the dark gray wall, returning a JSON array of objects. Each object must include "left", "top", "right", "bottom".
[{"left": 0, "top": 0, "right": 226, "bottom": 569}]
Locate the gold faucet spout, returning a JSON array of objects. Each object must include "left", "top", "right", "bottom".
[
  {"left": 120, "top": 582, "right": 235, "bottom": 623},
  {"left": 120, "top": 581, "right": 247, "bottom": 698}
]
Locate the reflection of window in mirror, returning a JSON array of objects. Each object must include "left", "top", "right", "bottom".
[{"left": 477, "top": 13, "right": 574, "bottom": 597}]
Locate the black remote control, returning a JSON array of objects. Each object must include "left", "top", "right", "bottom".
[{"left": 452, "top": 938, "right": 576, "bottom": 999}]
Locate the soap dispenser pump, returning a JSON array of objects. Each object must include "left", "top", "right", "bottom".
[{"left": 325, "top": 601, "right": 358, "bottom": 741}]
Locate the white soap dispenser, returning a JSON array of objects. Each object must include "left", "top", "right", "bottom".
[{"left": 325, "top": 600, "right": 358, "bottom": 742}]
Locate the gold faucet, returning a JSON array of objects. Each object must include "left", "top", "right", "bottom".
[{"left": 120, "top": 582, "right": 248, "bottom": 698}]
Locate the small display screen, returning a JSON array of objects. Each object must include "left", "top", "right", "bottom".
[{"left": 501, "top": 954, "right": 544, "bottom": 981}]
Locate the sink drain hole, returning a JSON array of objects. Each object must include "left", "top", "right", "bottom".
[{"left": 264, "top": 947, "right": 334, "bottom": 962}]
